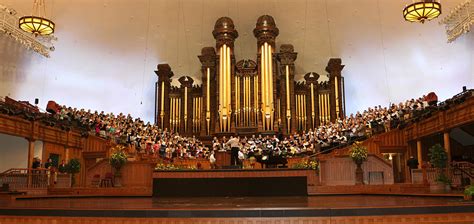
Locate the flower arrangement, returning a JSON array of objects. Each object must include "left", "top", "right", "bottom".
[
  {"left": 154, "top": 163, "right": 198, "bottom": 171},
  {"left": 292, "top": 160, "right": 319, "bottom": 170},
  {"left": 109, "top": 145, "right": 128, "bottom": 173},
  {"left": 464, "top": 185, "right": 474, "bottom": 200},
  {"left": 349, "top": 141, "right": 368, "bottom": 164},
  {"left": 155, "top": 163, "right": 179, "bottom": 171}
]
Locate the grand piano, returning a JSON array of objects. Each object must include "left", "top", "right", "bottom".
[{"left": 253, "top": 152, "right": 288, "bottom": 168}]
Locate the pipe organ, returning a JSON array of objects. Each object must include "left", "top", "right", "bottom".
[{"left": 155, "top": 15, "right": 345, "bottom": 137}]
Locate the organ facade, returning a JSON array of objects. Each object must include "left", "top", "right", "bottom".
[{"left": 155, "top": 15, "right": 345, "bottom": 136}]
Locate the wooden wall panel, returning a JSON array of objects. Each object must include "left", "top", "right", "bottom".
[
  {"left": 42, "top": 142, "right": 65, "bottom": 161},
  {"left": 319, "top": 155, "right": 393, "bottom": 185},
  {"left": 86, "top": 160, "right": 153, "bottom": 191}
]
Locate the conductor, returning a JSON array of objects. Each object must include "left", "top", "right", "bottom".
[{"left": 227, "top": 136, "right": 240, "bottom": 166}]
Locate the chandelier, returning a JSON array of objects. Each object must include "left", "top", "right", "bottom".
[
  {"left": 403, "top": 0, "right": 442, "bottom": 23},
  {"left": 19, "top": 0, "right": 55, "bottom": 36}
]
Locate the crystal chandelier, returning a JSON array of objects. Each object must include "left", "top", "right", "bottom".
[
  {"left": 403, "top": 0, "right": 442, "bottom": 23},
  {"left": 19, "top": 0, "right": 55, "bottom": 36}
]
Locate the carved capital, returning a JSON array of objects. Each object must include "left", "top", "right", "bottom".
[
  {"left": 254, "top": 15, "right": 279, "bottom": 47},
  {"left": 178, "top": 76, "right": 194, "bottom": 88},
  {"left": 325, "top": 58, "right": 345, "bottom": 76},
  {"left": 154, "top": 64, "right": 174, "bottom": 82},
  {"left": 277, "top": 44, "right": 298, "bottom": 65},
  {"left": 304, "top": 72, "right": 320, "bottom": 85},
  {"left": 198, "top": 47, "right": 216, "bottom": 68},
  {"left": 235, "top": 59, "right": 257, "bottom": 76},
  {"left": 212, "top": 17, "right": 238, "bottom": 49}
]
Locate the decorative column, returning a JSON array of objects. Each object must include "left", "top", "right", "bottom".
[
  {"left": 417, "top": 140, "right": 423, "bottom": 169},
  {"left": 213, "top": 17, "right": 238, "bottom": 133},
  {"left": 178, "top": 76, "right": 194, "bottom": 136},
  {"left": 254, "top": 15, "right": 279, "bottom": 133},
  {"left": 326, "top": 58, "right": 345, "bottom": 121},
  {"left": 277, "top": 44, "right": 298, "bottom": 134},
  {"left": 304, "top": 72, "right": 320, "bottom": 130},
  {"left": 198, "top": 47, "right": 217, "bottom": 136},
  {"left": 26, "top": 138, "right": 35, "bottom": 187},
  {"left": 444, "top": 131, "right": 452, "bottom": 163},
  {"left": 155, "top": 64, "right": 174, "bottom": 131}
]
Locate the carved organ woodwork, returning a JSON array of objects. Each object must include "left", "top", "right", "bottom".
[{"left": 155, "top": 15, "right": 345, "bottom": 136}]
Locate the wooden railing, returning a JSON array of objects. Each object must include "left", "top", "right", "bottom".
[{"left": 0, "top": 168, "right": 71, "bottom": 191}]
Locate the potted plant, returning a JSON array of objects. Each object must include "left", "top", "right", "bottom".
[
  {"left": 65, "top": 158, "right": 81, "bottom": 187},
  {"left": 349, "top": 141, "right": 368, "bottom": 185},
  {"left": 464, "top": 185, "right": 474, "bottom": 200},
  {"left": 109, "top": 145, "right": 128, "bottom": 187},
  {"left": 428, "top": 144, "right": 449, "bottom": 192}
]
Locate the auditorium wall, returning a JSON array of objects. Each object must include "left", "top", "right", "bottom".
[
  {"left": 0, "top": 134, "right": 43, "bottom": 172},
  {"left": 0, "top": 0, "right": 472, "bottom": 122}
]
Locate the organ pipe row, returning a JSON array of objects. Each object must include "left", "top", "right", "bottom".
[
  {"left": 155, "top": 16, "right": 346, "bottom": 136},
  {"left": 219, "top": 44, "right": 232, "bottom": 132},
  {"left": 235, "top": 75, "right": 254, "bottom": 127},
  {"left": 318, "top": 92, "right": 331, "bottom": 125},
  {"left": 193, "top": 97, "right": 202, "bottom": 133},
  {"left": 296, "top": 94, "right": 306, "bottom": 131},
  {"left": 260, "top": 42, "right": 274, "bottom": 131},
  {"left": 170, "top": 97, "right": 181, "bottom": 133}
]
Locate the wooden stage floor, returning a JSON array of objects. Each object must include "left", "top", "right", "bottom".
[{"left": 1, "top": 195, "right": 474, "bottom": 223}]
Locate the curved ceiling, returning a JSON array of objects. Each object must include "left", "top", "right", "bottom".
[{"left": 0, "top": 0, "right": 472, "bottom": 121}]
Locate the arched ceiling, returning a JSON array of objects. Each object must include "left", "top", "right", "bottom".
[{"left": 0, "top": 0, "right": 472, "bottom": 121}]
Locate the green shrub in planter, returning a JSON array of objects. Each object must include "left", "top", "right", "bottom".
[{"left": 66, "top": 158, "right": 81, "bottom": 187}]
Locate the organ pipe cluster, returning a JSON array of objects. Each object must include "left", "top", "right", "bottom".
[{"left": 154, "top": 16, "right": 345, "bottom": 137}]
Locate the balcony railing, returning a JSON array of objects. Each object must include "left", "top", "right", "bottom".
[{"left": 0, "top": 168, "right": 71, "bottom": 191}]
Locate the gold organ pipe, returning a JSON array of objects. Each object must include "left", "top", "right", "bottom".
[
  {"left": 178, "top": 98, "right": 181, "bottom": 133},
  {"left": 322, "top": 93, "right": 326, "bottom": 124},
  {"left": 199, "top": 97, "right": 202, "bottom": 131},
  {"left": 246, "top": 76, "right": 249, "bottom": 125},
  {"left": 260, "top": 45, "right": 266, "bottom": 129},
  {"left": 325, "top": 93, "right": 329, "bottom": 123},
  {"left": 219, "top": 46, "right": 223, "bottom": 132},
  {"left": 227, "top": 45, "right": 232, "bottom": 131},
  {"left": 335, "top": 76, "right": 339, "bottom": 118},
  {"left": 160, "top": 82, "right": 165, "bottom": 129},
  {"left": 184, "top": 87, "right": 187, "bottom": 132},
  {"left": 196, "top": 97, "right": 198, "bottom": 133},
  {"left": 174, "top": 98, "right": 177, "bottom": 132},
  {"left": 264, "top": 43, "right": 269, "bottom": 130},
  {"left": 268, "top": 44, "right": 273, "bottom": 131},
  {"left": 300, "top": 94, "right": 304, "bottom": 130},
  {"left": 302, "top": 94, "right": 306, "bottom": 129},
  {"left": 196, "top": 97, "right": 198, "bottom": 132},
  {"left": 235, "top": 76, "right": 239, "bottom": 127},
  {"left": 310, "top": 83, "right": 315, "bottom": 128},
  {"left": 296, "top": 95, "right": 303, "bottom": 130},
  {"left": 227, "top": 46, "right": 231, "bottom": 131},
  {"left": 206, "top": 68, "right": 210, "bottom": 113},
  {"left": 247, "top": 76, "right": 250, "bottom": 125},
  {"left": 285, "top": 65, "right": 290, "bottom": 119},
  {"left": 223, "top": 45, "right": 227, "bottom": 131},
  {"left": 318, "top": 94, "right": 322, "bottom": 125},
  {"left": 206, "top": 68, "right": 210, "bottom": 135},
  {"left": 265, "top": 43, "right": 270, "bottom": 130},
  {"left": 327, "top": 93, "right": 331, "bottom": 122},
  {"left": 170, "top": 98, "right": 174, "bottom": 131},
  {"left": 255, "top": 75, "right": 258, "bottom": 124}
]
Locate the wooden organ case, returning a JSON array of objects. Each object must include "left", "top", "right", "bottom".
[{"left": 155, "top": 15, "right": 345, "bottom": 137}]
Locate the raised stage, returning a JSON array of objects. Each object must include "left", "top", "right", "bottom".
[
  {"left": 1, "top": 195, "right": 474, "bottom": 223},
  {"left": 152, "top": 169, "right": 319, "bottom": 197}
]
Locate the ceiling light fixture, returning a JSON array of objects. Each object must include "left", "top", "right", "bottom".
[
  {"left": 19, "top": 0, "right": 55, "bottom": 36},
  {"left": 403, "top": 0, "right": 442, "bottom": 23}
]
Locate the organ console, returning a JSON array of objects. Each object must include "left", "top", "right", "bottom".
[{"left": 155, "top": 15, "right": 345, "bottom": 137}]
